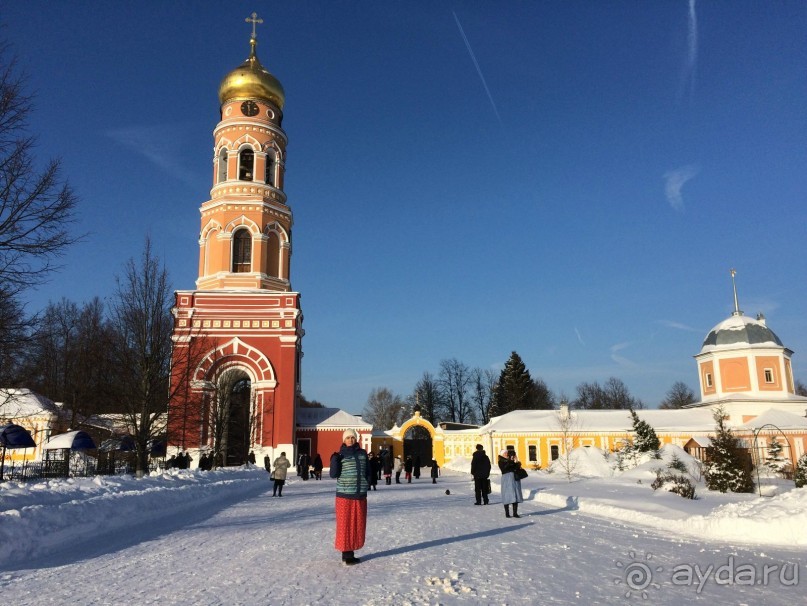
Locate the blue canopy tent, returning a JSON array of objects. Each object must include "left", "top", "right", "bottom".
[
  {"left": 99, "top": 435, "right": 135, "bottom": 452},
  {"left": 42, "top": 430, "right": 97, "bottom": 451},
  {"left": 0, "top": 423, "right": 36, "bottom": 481},
  {"left": 42, "top": 431, "right": 98, "bottom": 478}
]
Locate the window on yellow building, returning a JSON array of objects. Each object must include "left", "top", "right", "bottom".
[
  {"left": 764, "top": 368, "right": 774, "bottom": 383},
  {"left": 528, "top": 445, "right": 537, "bottom": 462}
]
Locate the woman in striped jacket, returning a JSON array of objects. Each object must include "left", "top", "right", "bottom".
[{"left": 330, "top": 429, "right": 371, "bottom": 565}]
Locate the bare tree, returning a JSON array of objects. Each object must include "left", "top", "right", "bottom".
[
  {"left": 659, "top": 381, "right": 697, "bottom": 409},
  {"left": 108, "top": 239, "right": 174, "bottom": 477},
  {"left": 574, "top": 377, "right": 640, "bottom": 409},
  {"left": 0, "top": 43, "right": 81, "bottom": 298},
  {"left": 19, "top": 298, "right": 115, "bottom": 425},
  {"left": 0, "top": 291, "right": 27, "bottom": 386},
  {"left": 438, "top": 358, "right": 474, "bottom": 423},
  {"left": 362, "top": 387, "right": 406, "bottom": 431},
  {"left": 412, "top": 371, "right": 443, "bottom": 424},
  {"left": 553, "top": 398, "right": 581, "bottom": 482},
  {"left": 470, "top": 367, "right": 497, "bottom": 424},
  {"left": 0, "top": 43, "right": 81, "bottom": 383},
  {"left": 795, "top": 380, "right": 807, "bottom": 397}
]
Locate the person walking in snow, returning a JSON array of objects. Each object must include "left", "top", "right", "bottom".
[
  {"left": 330, "top": 429, "right": 371, "bottom": 565},
  {"left": 498, "top": 449, "right": 524, "bottom": 518},
  {"left": 471, "top": 444, "right": 492, "bottom": 505},
  {"left": 272, "top": 452, "right": 291, "bottom": 497},
  {"left": 413, "top": 455, "right": 421, "bottom": 480},
  {"left": 393, "top": 455, "right": 403, "bottom": 484},
  {"left": 430, "top": 459, "right": 440, "bottom": 484},
  {"left": 312, "top": 453, "right": 323, "bottom": 480}
]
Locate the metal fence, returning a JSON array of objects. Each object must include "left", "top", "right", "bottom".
[{"left": 1, "top": 457, "right": 165, "bottom": 482}]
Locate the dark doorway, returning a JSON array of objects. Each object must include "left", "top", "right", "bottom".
[
  {"left": 224, "top": 374, "right": 251, "bottom": 466},
  {"left": 404, "top": 425, "right": 432, "bottom": 467}
]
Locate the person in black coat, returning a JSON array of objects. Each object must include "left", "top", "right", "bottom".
[
  {"left": 430, "top": 459, "right": 439, "bottom": 483},
  {"left": 367, "top": 452, "right": 380, "bottom": 491},
  {"left": 470, "top": 444, "right": 492, "bottom": 505},
  {"left": 312, "top": 453, "right": 323, "bottom": 480},
  {"left": 380, "top": 448, "right": 392, "bottom": 485},
  {"left": 413, "top": 455, "right": 421, "bottom": 479},
  {"left": 404, "top": 455, "right": 413, "bottom": 483}
]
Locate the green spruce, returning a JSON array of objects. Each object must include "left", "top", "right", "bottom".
[
  {"left": 703, "top": 407, "right": 755, "bottom": 493},
  {"left": 795, "top": 454, "right": 807, "bottom": 488},
  {"left": 629, "top": 408, "right": 661, "bottom": 452},
  {"left": 489, "top": 351, "right": 546, "bottom": 416}
]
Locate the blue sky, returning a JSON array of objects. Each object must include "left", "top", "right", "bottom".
[{"left": 3, "top": 2, "right": 806, "bottom": 414}]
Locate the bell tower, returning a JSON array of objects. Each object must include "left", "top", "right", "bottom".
[{"left": 168, "top": 14, "right": 303, "bottom": 465}]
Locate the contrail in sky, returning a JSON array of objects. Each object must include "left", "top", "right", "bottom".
[
  {"left": 452, "top": 11, "right": 502, "bottom": 125},
  {"left": 679, "top": 0, "right": 698, "bottom": 102}
]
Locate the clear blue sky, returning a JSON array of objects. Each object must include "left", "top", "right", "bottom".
[{"left": 3, "top": 2, "right": 806, "bottom": 414}]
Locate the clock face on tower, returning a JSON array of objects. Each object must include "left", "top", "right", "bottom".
[{"left": 240, "top": 100, "right": 259, "bottom": 117}]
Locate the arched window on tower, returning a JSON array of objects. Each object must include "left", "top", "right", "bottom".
[
  {"left": 267, "top": 231, "right": 280, "bottom": 277},
  {"left": 238, "top": 148, "right": 254, "bottom": 181},
  {"left": 217, "top": 148, "right": 228, "bottom": 183},
  {"left": 232, "top": 229, "right": 252, "bottom": 273},
  {"left": 265, "top": 149, "right": 276, "bottom": 187}
]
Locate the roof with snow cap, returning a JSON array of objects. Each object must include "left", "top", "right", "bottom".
[
  {"left": 474, "top": 408, "right": 718, "bottom": 434},
  {"left": 295, "top": 407, "right": 372, "bottom": 430},
  {"left": 700, "top": 314, "right": 784, "bottom": 354}
]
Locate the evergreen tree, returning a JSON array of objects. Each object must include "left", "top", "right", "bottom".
[
  {"left": 795, "top": 454, "right": 807, "bottom": 488},
  {"left": 489, "top": 351, "right": 537, "bottom": 416},
  {"left": 765, "top": 437, "right": 788, "bottom": 476},
  {"left": 629, "top": 408, "right": 660, "bottom": 452},
  {"left": 703, "top": 408, "right": 755, "bottom": 493}
]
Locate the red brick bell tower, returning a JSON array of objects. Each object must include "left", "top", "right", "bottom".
[{"left": 168, "top": 14, "right": 302, "bottom": 465}]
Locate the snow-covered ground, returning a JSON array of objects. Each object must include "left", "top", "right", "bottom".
[{"left": 1, "top": 450, "right": 805, "bottom": 605}]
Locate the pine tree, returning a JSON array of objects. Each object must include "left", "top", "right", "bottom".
[
  {"left": 765, "top": 437, "right": 788, "bottom": 476},
  {"left": 795, "top": 454, "right": 807, "bottom": 488},
  {"left": 629, "top": 408, "right": 660, "bottom": 452},
  {"left": 489, "top": 352, "right": 537, "bottom": 416},
  {"left": 703, "top": 408, "right": 755, "bottom": 493}
]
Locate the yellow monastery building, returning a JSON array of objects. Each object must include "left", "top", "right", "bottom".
[{"left": 372, "top": 297, "right": 807, "bottom": 474}]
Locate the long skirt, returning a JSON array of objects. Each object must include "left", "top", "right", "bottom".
[
  {"left": 334, "top": 496, "right": 367, "bottom": 552},
  {"left": 500, "top": 472, "right": 524, "bottom": 505}
]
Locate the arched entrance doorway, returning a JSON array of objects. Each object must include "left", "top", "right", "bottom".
[
  {"left": 214, "top": 369, "right": 252, "bottom": 467},
  {"left": 404, "top": 425, "right": 432, "bottom": 467}
]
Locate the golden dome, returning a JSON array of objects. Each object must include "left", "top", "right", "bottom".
[{"left": 218, "top": 38, "right": 285, "bottom": 109}]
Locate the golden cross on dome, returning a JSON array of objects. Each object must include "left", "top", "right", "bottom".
[{"left": 246, "top": 12, "right": 263, "bottom": 39}]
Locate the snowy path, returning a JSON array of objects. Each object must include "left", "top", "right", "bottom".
[{"left": 1, "top": 470, "right": 804, "bottom": 605}]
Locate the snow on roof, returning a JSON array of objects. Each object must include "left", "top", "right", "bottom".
[
  {"left": 0, "top": 388, "right": 60, "bottom": 418},
  {"left": 295, "top": 407, "right": 372, "bottom": 429},
  {"left": 700, "top": 314, "right": 784, "bottom": 353},
  {"left": 475, "top": 408, "right": 718, "bottom": 434},
  {"left": 738, "top": 408, "right": 807, "bottom": 430}
]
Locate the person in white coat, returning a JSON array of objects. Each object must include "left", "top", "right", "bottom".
[
  {"left": 272, "top": 452, "right": 291, "bottom": 497},
  {"left": 497, "top": 449, "right": 524, "bottom": 518}
]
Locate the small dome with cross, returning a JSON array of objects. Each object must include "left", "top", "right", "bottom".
[{"left": 218, "top": 14, "right": 285, "bottom": 109}]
